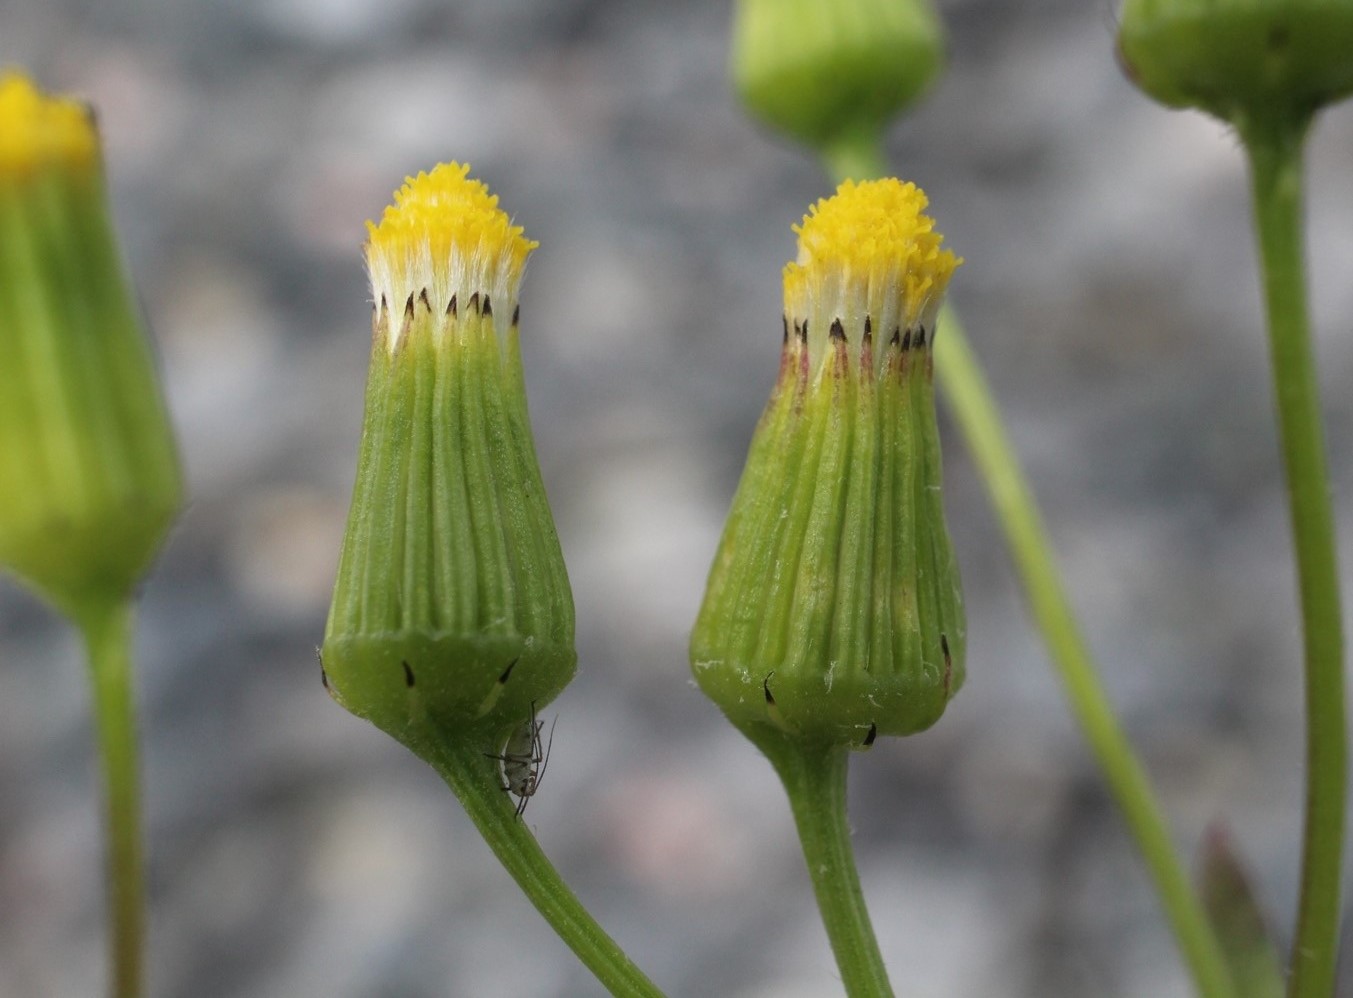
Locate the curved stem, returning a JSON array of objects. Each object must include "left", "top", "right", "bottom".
[
  {"left": 1238, "top": 114, "right": 1345, "bottom": 998},
  {"left": 423, "top": 734, "right": 667, "bottom": 998},
  {"left": 933, "top": 311, "right": 1237, "bottom": 998},
  {"left": 746, "top": 729, "right": 893, "bottom": 998},
  {"left": 76, "top": 598, "right": 144, "bottom": 998}
]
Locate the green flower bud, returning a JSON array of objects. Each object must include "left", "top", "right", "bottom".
[
  {"left": 0, "top": 72, "right": 182, "bottom": 617},
  {"left": 1118, "top": 0, "right": 1353, "bottom": 123},
  {"left": 732, "top": 0, "right": 944, "bottom": 166},
  {"left": 692, "top": 178, "right": 965, "bottom": 747},
  {"left": 323, "top": 163, "right": 575, "bottom": 755}
]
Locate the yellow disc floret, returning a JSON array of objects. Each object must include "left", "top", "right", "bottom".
[
  {"left": 0, "top": 71, "right": 99, "bottom": 178},
  {"left": 783, "top": 178, "right": 960, "bottom": 361},
  {"left": 365, "top": 162, "right": 537, "bottom": 348}
]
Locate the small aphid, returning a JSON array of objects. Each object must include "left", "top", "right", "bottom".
[{"left": 486, "top": 702, "right": 554, "bottom": 818}]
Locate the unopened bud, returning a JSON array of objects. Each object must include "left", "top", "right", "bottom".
[
  {"left": 732, "top": 0, "right": 944, "bottom": 167},
  {"left": 323, "top": 163, "right": 575, "bottom": 751},
  {"left": 0, "top": 71, "right": 182, "bottom": 616},
  {"left": 1118, "top": 0, "right": 1353, "bottom": 123},
  {"left": 692, "top": 179, "right": 965, "bottom": 746}
]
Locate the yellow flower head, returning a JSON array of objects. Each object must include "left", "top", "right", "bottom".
[
  {"left": 365, "top": 162, "right": 537, "bottom": 351},
  {"left": 0, "top": 71, "right": 99, "bottom": 179},
  {"left": 783, "top": 178, "right": 960, "bottom": 372}
]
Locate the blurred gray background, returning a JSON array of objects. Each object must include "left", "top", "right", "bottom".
[{"left": 4, "top": 0, "right": 1353, "bottom": 995}]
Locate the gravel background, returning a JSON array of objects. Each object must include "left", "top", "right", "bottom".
[{"left": 4, "top": 1, "right": 1353, "bottom": 995}]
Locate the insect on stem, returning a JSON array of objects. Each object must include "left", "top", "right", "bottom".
[{"left": 485, "top": 701, "right": 556, "bottom": 818}]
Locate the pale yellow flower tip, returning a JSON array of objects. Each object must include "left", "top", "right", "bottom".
[
  {"left": 364, "top": 162, "right": 537, "bottom": 340},
  {"left": 783, "top": 178, "right": 961, "bottom": 339},
  {"left": 0, "top": 71, "right": 100, "bottom": 178}
]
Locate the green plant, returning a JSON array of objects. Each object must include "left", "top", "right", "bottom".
[
  {"left": 0, "top": 70, "right": 183, "bottom": 998},
  {"left": 6, "top": 0, "right": 1351, "bottom": 993},
  {"left": 1120, "top": 3, "right": 1353, "bottom": 993}
]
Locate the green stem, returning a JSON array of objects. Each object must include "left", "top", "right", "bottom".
[
  {"left": 75, "top": 598, "right": 144, "bottom": 998},
  {"left": 423, "top": 734, "right": 667, "bottom": 998},
  {"left": 933, "top": 310, "right": 1237, "bottom": 998},
  {"left": 1237, "top": 114, "right": 1346, "bottom": 998},
  {"left": 747, "top": 729, "right": 893, "bottom": 998},
  {"left": 821, "top": 129, "right": 888, "bottom": 185}
]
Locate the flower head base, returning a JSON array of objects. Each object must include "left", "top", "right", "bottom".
[
  {"left": 365, "top": 163, "right": 537, "bottom": 352},
  {"left": 691, "top": 178, "right": 965, "bottom": 745},
  {"left": 0, "top": 72, "right": 99, "bottom": 177},
  {"left": 326, "top": 163, "right": 574, "bottom": 754},
  {"left": 0, "top": 71, "right": 181, "bottom": 616}
]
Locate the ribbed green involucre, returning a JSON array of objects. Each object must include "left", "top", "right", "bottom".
[
  {"left": 323, "top": 295, "right": 575, "bottom": 753},
  {"left": 732, "top": 0, "right": 943, "bottom": 165},
  {"left": 0, "top": 141, "right": 181, "bottom": 616},
  {"left": 692, "top": 316, "right": 964, "bottom": 746},
  {"left": 1118, "top": 0, "right": 1353, "bottom": 121}
]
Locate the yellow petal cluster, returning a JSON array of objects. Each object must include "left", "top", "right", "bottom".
[
  {"left": 0, "top": 71, "right": 99, "bottom": 178},
  {"left": 783, "top": 178, "right": 960, "bottom": 363},
  {"left": 365, "top": 162, "right": 537, "bottom": 347}
]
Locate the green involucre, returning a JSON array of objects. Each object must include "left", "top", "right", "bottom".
[
  {"left": 1118, "top": 0, "right": 1353, "bottom": 122},
  {"left": 732, "top": 0, "right": 944, "bottom": 163},
  {"left": 692, "top": 322, "right": 964, "bottom": 745},
  {"left": 0, "top": 151, "right": 181, "bottom": 616},
  {"left": 323, "top": 297, "right": 575, "bottom": 752}
]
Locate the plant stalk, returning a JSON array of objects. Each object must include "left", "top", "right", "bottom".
[
  {"left": 822, "top": 129, "right": 889, "bottom": 185},
  {"left": 76, "top": 598, "right": 145, "bottom": 998},
  {"left": 749, "top": 729, "right": 893, "bottom": 998},
  {"left": 1238, "top": 113, "right": 1345, "bottom": 998},
  {"left": 933, "top": 311, "right": 1237, "bottom": 998},
  {"left": 424, "top": 734, "right": 667, "bottom": 998}
]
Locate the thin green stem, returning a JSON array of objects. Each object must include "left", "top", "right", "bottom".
[
  {"left": 933, "top": 310, "right": 1237, "bottom": 998},
  {"left": 1237, "top": 114, "right": 1345, "bottom": 998},
  {"left": 821, "top": 129, "right": 888, "bottom": 186},
  {"left": 75, "top": 598, "right": 144, "bottom": 998},
  {"left": 423, "top": 733, "right": 666, "bottom": 998},
  {"left": 747, "top": 728, "right": 893, "bottom": 998}
]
